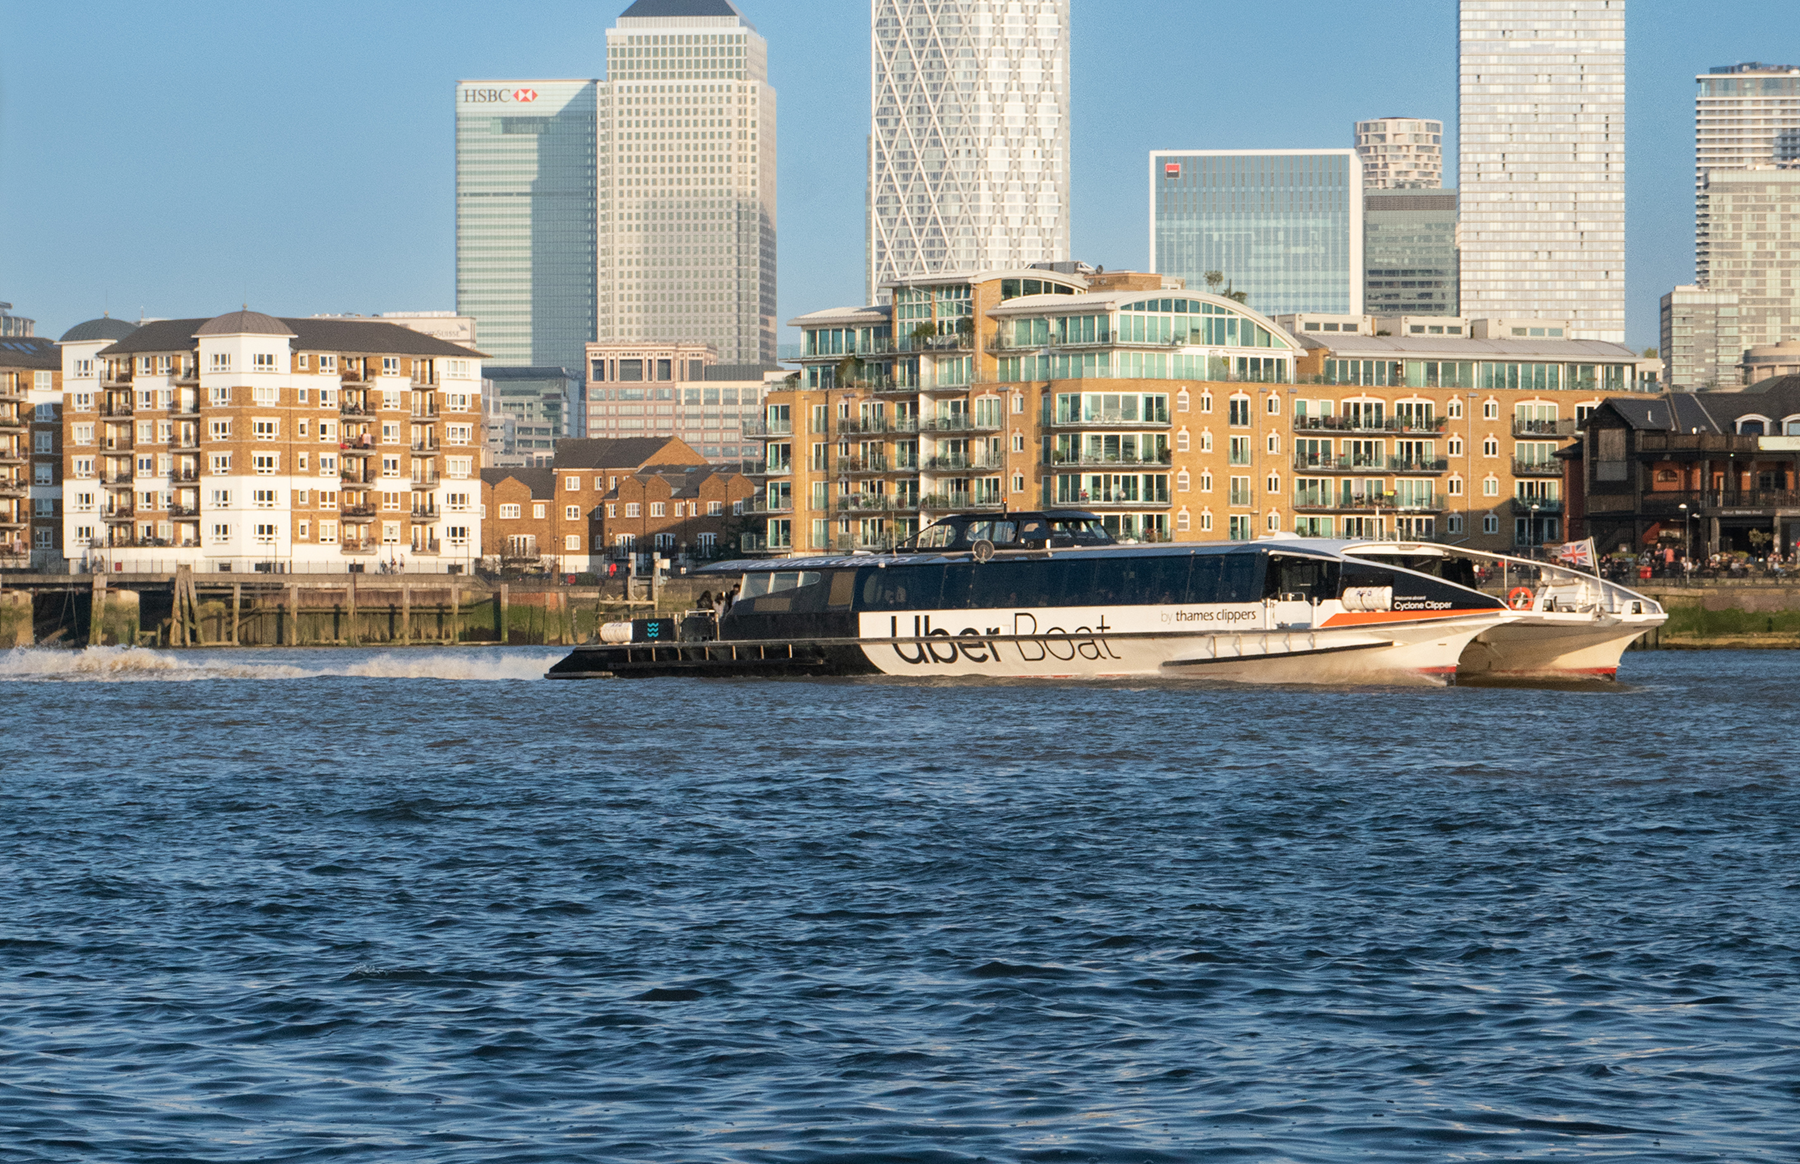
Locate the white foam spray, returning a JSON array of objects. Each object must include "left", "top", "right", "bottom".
[{"left": 0, "top": 646, "right": 562, "bottom": 683}]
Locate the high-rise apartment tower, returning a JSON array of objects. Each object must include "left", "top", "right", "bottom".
[
  {"left": 1353, "top": 117, "right": 1444, "bottom": 190},
  {"left": 868, "top": 0, "right": 1070, "bottom": 303},
  {"left": 600, "top": 0, "right": 776, "bottom": 364},
  {"left": 1694, "top": 62, "right": 1800, "bottom": 282},
  {"left": 1458, "top": 0, "right": 1626, "bottom": 342}
]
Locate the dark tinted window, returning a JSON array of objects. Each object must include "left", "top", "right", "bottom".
[{"left": 856, "top": 552, "right": 1261, "bottom": 610}]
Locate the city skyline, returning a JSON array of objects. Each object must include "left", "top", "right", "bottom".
[{"left": 2, "top": 0, "right": 1798, "bottom": 352}]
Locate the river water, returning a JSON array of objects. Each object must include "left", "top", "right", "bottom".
[{"left": 1, "top": 646, "right": 1795, "bottom": 1162}]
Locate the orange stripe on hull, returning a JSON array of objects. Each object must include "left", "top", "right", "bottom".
[{"left": 1321, "top": 608, "right": 1499, "bottom": 628}]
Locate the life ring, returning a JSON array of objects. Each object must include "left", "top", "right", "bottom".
[{"left": 1508, "top": 586, "right": 1535, "bottom": 610}]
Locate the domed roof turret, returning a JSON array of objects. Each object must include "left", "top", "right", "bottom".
[
  {"left": 195, "top": 309, "right": 296, "bottom": 338},
  {"left": 59, "top": 316, "right": 140, "bottom": 344}
]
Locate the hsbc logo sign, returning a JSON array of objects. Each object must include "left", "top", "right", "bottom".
[{"left": 464, "top": 87, "right": 540, "bottom": 104}]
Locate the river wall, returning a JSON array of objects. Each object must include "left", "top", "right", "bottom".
[
  {"left": 0, "top": 576, "right": 724, "bottom": 649},
  {"left": 1633, "top": 583, "right": 1800, "bottom": 649}
]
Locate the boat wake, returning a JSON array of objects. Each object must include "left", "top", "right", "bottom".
[{"left": 0, "top": 646, "right": 561, "bottom": 683}]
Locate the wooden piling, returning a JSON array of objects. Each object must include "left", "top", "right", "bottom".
[
  {"left": 231, "top": 583, "right": 242, "bottom": 646},
  {"left": 450, "top": 585, "right": 460, "bottom": 645},
  {"left": 401, "top": 583, "right": 411, "bottom": 645},
  {"left": 287, "top": 584, "right": 299, "bottom": 646},
  {"left": 88, "top": 573, "right": 107, "bottom": 647},
  {"left": 499, "top": 583, "right": 510, "bottom": 645},
  {"left": 347, "top": 578, "right": 360, "bottom": 646}
]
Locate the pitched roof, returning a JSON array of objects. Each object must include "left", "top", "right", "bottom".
[
  {"left": 480, "top": 466, "right": 556, "bottom": 498},
  {"left": 0, "top": 336, "right": 59, "bottom": 370},
  {"left": 552, "top": 436, "right": 705, "bottom": 469},
  {"left": 97, "top": 316, "right": 486, "bottom": 358},
  {"left": 59, "top": 317, "right": 140, "bottom": 344}
]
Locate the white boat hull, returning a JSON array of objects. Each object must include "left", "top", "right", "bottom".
[
  {"left": 855, "top": 606, "right": 1509, "bottom": 685},
  {"left": 1458, "top": 615, "right": 1661, "bottom": 681}
]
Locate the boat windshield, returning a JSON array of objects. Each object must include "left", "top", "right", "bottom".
[
  {"left": 1049, "top": 517, "right": 1113, "bottom": 546},
  {"left": 739, "top": 570, "right": 823, "bottom": 598},
  {"left": 1353, "top": 553, "right": 1479, "bottom": 590}
]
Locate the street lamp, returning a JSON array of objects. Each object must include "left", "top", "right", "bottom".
[
  {"left": 1678, "top": 501, "right": 1690, "bottom": 564},
  {"left": 1530, "top": 501, "right": 1540, "bottom": 554}
]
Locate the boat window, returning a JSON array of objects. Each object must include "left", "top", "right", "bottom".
[
  {"left": 963, "top": 520, "right": 1018, "bottom": 545},
  {"left": 915, "top": 521, "right": 958, "bottom": 550},
  {"left": 828, "top": 570, "right": 857, "bottom": 608},
  {"left": 739, "top": 571, "right": 822, "bottom": 600},
  {"left": 1049, "top": 517, "right": 1114, "bottom": 546},
  {"left": 1264, "top": 554, "right": 1339, "bottom": 603},
  {"left": 1187, "top": 553, "right": 1265, "bottom": 604},
  {"left": 740, "top": 573, "right": 772, "bottom": 598},
  {"left": 857, "top": 552, "right": 1255, "bottom": 610},
  {"left": 1017, "top": 517, "right": 1050, "bottom": 543}
]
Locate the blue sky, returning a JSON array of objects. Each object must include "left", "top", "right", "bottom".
[{"left": 1, "top": 0, "right": 1796, "bottom": 351}]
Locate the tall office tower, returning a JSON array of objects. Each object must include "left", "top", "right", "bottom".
[
  {"left": 1696, "top": 169, "right": 1800, "bottom": 355},
  {"left": 455, "top": 79, "right": 598, "bottom": 376},
  {"left": 868, "top": 0, "right": 1070, "bottom": 303},
  {"left": 1695, "top": 63, "right": 1800, "bottom": 280},
  {"left": 1151, "top": 150, "right": 1362, "bottom": 316},
  {"left": 1364, "top": 189, "right": 1459, "bottom": 316},
  {"left": 600, "top": 0, "right": 776, "bottom": 364},
  {"left": 1458, "top": 0, "right": 1626, "bottom": 342},
  {"left": 1660, "top": 285, "right": 1741, "bottom": 390},
  {"left": 1353, "top": 117, "right": 1445, "bottom": 189}
]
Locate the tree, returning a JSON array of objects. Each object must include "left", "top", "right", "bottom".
[
  {"left": 1203, "top": 271, "right": 1225, "bottom": 295},
  {"left": 910, "top": 322, "right": 935, "bottom": 349},
  {"left": 835, "top": 354, "right": 862, "bottom": 387},
  {"left": 1642, "top": 346, "right": 1659, "bottom": 359}
]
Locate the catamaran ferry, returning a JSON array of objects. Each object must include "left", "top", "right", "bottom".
[{"left": 544, "top": 510, "right": 1630, "bottom": 685}]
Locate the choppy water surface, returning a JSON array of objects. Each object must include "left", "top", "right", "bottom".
[{"left": 1, "top": 646, "right": 1796, "bottom": 1162}]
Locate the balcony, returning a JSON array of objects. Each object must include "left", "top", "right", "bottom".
[
  {"left": 746, "top": 460, "right": 792, "bottom": 477},
  {"left": 740, "top": 418, "right": 793, "bottom": 437},
  {"left": 1293, "top": 454, "right": 1380, "bottom": 473},
  {"left": 101, "top": 509, "right": 134, "bottom": 523},
  {"left": 168, "top": 504, "right": 200, "bottom": 518},
  {"left": 100, "top": 400, "right": 134, "bottom": 417},
  {"left": 1292, "top": 415, "right": 1447, "bottom": 435},
  {"left": 1041, "top": 451, "right": 1172, "bottom": 470},
  {"left": 1513, "top": 418, "right": 1579, "bottom": 438},
  {"left": 921, "top": 454, "right": 1004, "bottom": 472},
  {"left": 411, "top": 537, "right": 442, "bottom": 555},
  {"left": 340, "top": 404, "right": 373, "bottom": 418},
  {"left": 1512, "top": 458, "right": 1563, "bottom": 477},
  {"left": 918, "top": 493, "right": 1005, "bottom": 512},
  {"left": 0, "top": 479, "right": 27, "bottom": 497},
  {"left": 339, "top": 440, "right": 377, "bottom": 457},
  {"left": 836, "top": 455, "right": 890, "bottom": 474},
  {"left": 836, "top": 495, "right": 916, "bottom": 514},
  {"left": 410, "top": 442, "right": 439, "bottom": 453},
  {"left": 1511, "top": 496, "right": 1565, "bottom": 514},
  {"left": 747, "top": 497, "right": 795, "bottom": 514},
  {"left": 341, "top": 541, "right": 377, "bottom": 555},
  {"left": 1044, "top": 411, "right": 1172, "bottom": 431},
  {"left": 1388, "top": 457, "right": 1450, "bottom": 474},
  {"left": 1293, "top": 492, "right": 1442, "bottom": 513},
  {"left": 835, "top": 417, "right": 920, "bottom": 436},
  {"left": 0, "top": 414, "right": 23, "bottom": 431},
  {"left": 409, "top": 506, "right": 441, "bottom": 522},
  {"left": 1051, "top": 493, "right": 1172, "bottom": 511},
  {"left": 919, "top": 415, "right": 1003, "bottom": 434},
  {"left": 1634, "top": 432, "right": 1759, "bottom": 455},
  {"left": 339, "top": 504, "right": 377, "bottom": 519}
]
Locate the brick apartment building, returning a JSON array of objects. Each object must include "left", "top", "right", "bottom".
[
  {"left": 60, "top": 310, "right": 486, "bottom": 574},
  {"left": 480, "top": 435, "right": 754, "bottom": 572},
  {"left": 0, "top": 333, "right": 61, "bottom": 568},
  {"left": 751, "top": 265, "right": 1649, "bottom": 555}
]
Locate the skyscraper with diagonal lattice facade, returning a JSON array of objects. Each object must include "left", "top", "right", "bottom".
[{"left": 867, "top": 0, "right": 1069, "bottom": 304}]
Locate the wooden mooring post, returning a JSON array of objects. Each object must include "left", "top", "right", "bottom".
[
  {"left": 401, "top": 583, "right": 411, "bottom": 646},
  {"left": 499, "top": 583, "right": 510, "bottom": 645},
  {"left": 87, "top": 573, "right": 107, "bottom": 647}
]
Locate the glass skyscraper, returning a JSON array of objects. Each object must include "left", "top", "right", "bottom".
[
  {"left": 1364, "top": 189, "right": 1459, "bottom": 316},
  {"left": 455, "top": 79, "right": 598, "bottom": 375},
  {"left": 600, "top": 0, "right": 776, "bottom": 364},
  {"left": 1150, "top": 150, "right": 1361, "bottom": 317},
  {"left": 1458, "top": 0, "right": 1626, "bottom": 342},
  {"left": 868, "top": 0, "right": 1070, "bottom": 303}
]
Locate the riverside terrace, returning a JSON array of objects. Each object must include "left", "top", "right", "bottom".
[{"left": 1570, "top": 375, "right": 1800, "bottom": 557}]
